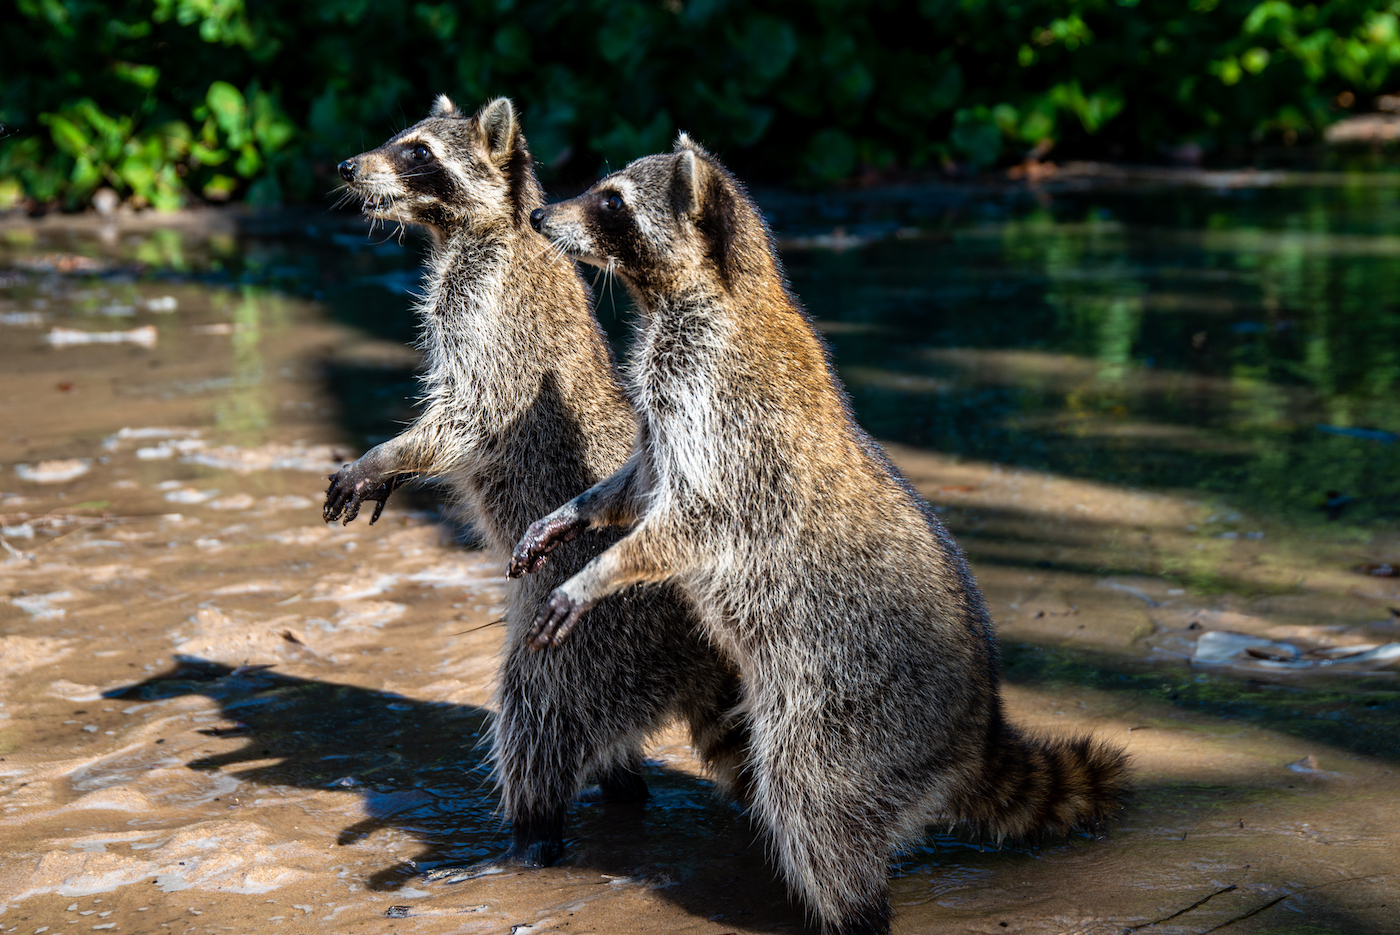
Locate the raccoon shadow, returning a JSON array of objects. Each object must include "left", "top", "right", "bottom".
[{"left": 105, "top": 657, "right": 808, "bottom": 932}]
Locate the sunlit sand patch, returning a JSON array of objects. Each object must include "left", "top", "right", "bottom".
[
  {"left": 46, "top": 681, "right": 104, "bottom": 703},
  {"left": 14, "top": 460, "right": 91, "bottom": 484},
  {"left": 184, "top": 442, "right": 348, "bottom": 474},
  {"left": 0, "top": 637, "right": 74, "bottom": 675},
  {"left": 209, "top": 580, "right": 289, "bottom": 597},
  {"left": 5, "top": 821, "right": 318, "bottom": 901},
  {"left": 406, "top": 557, "right": 502, "bottom": 590},
  {"left": 43, "top": 325, "right": 158, "bottom": 349},
  {"left": 172, "top": 608, "right": 308, "bottom": 658},
  {"left": 257, "top": 494, "right": 314, "bottom": 512},
  {"left": 8, "top": 591, "right": 76, "bottom": 620},
  {"left": 80, "top": 564, "right": 151, "bottom": 586},
  {"left": 160, "top": 486, "right": 219, "bottom": 505},
  {"left": 310, "top": 572, "right": 399, "bottom": 602},
  {"left": 330, "top": 600, "right": 407, "bottom": 629},
  {"left": 266, "top": 526, "right": 332, "bottom": 546}
]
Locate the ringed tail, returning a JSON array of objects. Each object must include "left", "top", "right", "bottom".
[{"left": 951, "top": 719, "right": 1132, "bottom": 842}]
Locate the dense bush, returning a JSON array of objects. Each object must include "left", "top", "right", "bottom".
[{"left": 6, "top": 0, "right": 1400, "bottom": 210}]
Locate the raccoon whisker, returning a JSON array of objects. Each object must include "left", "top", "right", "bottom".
[
  {"left": 529, "top": 239, "right": 558, "bottom": 267},
  {"left": 530, "top": 238, "right": 569, "bottom": 272},
  {"left": 330, "top": 188, "right": 359, "bottom": 212},
  {"left": 604, "top": 257, "right": 619, "bottom": 318},
  {"left": 548, "top": 240, "right": 571, "bottom": 269}
]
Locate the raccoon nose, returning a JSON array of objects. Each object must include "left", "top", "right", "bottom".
[
  {"left": 529, "top": 207, "right": 546, "bottom": 232},
  {"left": 337, "top": 160, "right": 357, "bottom": 183}
]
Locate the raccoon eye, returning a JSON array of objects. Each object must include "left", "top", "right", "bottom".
[
  {"left": 409, "top": 144, "right": 432, "bottom": 163},
  {"left": 603, "top": 194, "right": 623, "bottom": 212}
]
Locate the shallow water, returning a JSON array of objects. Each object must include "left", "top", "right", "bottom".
[{"left": 0, "top": 182, "right": 1397, "bottom": 935}]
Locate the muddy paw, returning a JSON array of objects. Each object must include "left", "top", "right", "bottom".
[
  {"left": 323, "top": 452, "right": 410, "bottom": 526},
  {"left": 508, "top": 515, "right": 585, "bottom": 578},
  {"left": 527, "top": 589, "right": 595, "bottom": 648}
]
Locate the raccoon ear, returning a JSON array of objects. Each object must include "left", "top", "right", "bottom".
[
  {"left": 429, "top": 94, "right": 460, "bottom": 119},
  {"left": 680, "top": 152, "right": 739, "bottom": 284},
  {"left": 477, "top": 97, "right": 518, "bottom": 160},
  {"left": 475, "top": 96, "right": 539, "bottom": 227},
  {"left": 674, "top": 131, "right": 696, "bottom": 152},
  {"left": 672, "top": 149, "right": 702, "bottom": 219}
]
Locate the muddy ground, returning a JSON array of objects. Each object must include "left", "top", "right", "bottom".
[{"left": 0, "top": 210, "right": 1397, "bottom": 934}]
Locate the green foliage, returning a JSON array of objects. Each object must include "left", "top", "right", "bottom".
[{"left": 7, "top": 0, "right": 1400, "bottom": 209}]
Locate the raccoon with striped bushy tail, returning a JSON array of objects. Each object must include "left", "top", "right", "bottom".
[
  {"left": 511, "top": 134, "right": 1131, "bottom": 934},
  {"left": 325, "top": 97, "right": 746, "bottom": 871}
]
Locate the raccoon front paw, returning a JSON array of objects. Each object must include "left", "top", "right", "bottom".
[
  {"left": 508, "top": 515, "right": 586, "bottom": 578},
  {"left": 323, "top": 455, "right": 409, "bottom": 526},
  {"left": 527, "top": 588, "right": 595, "bottom": 648}
]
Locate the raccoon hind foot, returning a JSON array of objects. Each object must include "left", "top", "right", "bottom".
[
  {"left": 422, "top": 836, "right": 565, "bottom": 884},
  {"left": 578, "top": 762, "right": 650, "bottom": 804}
]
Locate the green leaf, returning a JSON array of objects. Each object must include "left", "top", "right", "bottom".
[
  {"left": 44, "top": 114, "right": 92, "bottom": 158},
  {"left": 191, "top": 142, "right": 230, "bottom": 166},
  {"left": 202, "top": 174, "right": 237, "bottom": 201},
  {"left": 234, "top": 143, "right": 261, "bottom": 177},
  {"left": 250, "top": 93, "right": 294, "bottom": 153},
  {"left": 206, "top": 81, "right": 248, "bottom": 147},
  {"left": 113, "top": 61, "right": 161, "bottom": 90},
  {"left": 1242, "top": 47, "right": 1271, "bottom": 74}
]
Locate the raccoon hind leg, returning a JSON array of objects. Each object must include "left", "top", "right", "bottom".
[
  {"left": 582, "top": 750, "right": 650, "bottom": 803},
  {"left": 749, "top": 742, "right": 895, "bottom": 935}
]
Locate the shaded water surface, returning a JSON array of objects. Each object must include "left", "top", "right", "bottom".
[{"left": 0, "top": 179, "right": 1397, "bottom": 934}]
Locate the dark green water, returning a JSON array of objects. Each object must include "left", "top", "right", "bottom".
[{"left": 765, "top": 181, "right": 1400, "bottom": 526}]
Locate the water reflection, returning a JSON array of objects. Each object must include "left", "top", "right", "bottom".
[
  {"left": 769, "top": 184, "right": 1400, "bottom": 524},
  {"left": 213, "top": 287, "right": 272, "bottom": 433}
]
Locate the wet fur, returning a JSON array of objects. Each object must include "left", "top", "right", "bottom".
[
  {"left": 326, "top": 99, "right": 744, "bottom": 864},
  {"left": 518, "top": 136, "right": 1132, "bottom": 933}
]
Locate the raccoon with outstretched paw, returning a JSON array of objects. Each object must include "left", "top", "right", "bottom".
[
  {"left": 515, "top": 136, "right": 1132, "bottom": 934},
  {"left": 330, "top": 98, "right": 746, "bottom": 873}
]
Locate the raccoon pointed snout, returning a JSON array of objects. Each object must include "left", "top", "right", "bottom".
[
  {"left": 529, "top": 207, "right": 547, "bottom": 233},
  {"left": 337, "top": 160, "right": 357, "bottom": 183}
]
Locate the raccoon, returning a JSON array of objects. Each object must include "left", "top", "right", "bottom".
[
  {"left": 510, "top": 136, "right": 1131, "bottom": 934},
  {"left": 325, "top": 99, "right": 745, "bottom": 870}
]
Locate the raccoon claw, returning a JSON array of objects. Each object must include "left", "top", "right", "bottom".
[
  {"left": 509, "top": 515, "right": 586, "bottom": 578},
  {"left": 323, "top": 456, "right": 409, "bottom": 526},
  {"left": 528, "top": 589, "right": 594, "bottom": 648}
]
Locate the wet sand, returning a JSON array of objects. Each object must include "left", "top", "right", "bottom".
[{"left": 1, "top": 214, "right": 1397, "bottom": 934}]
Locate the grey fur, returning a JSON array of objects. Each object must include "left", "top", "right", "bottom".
[
  {"left": 325, "top": 99, "right": 745, "bottom": 866},
  {"left": 513, "top": 135, "right": 1131, "bottom": 933}
]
